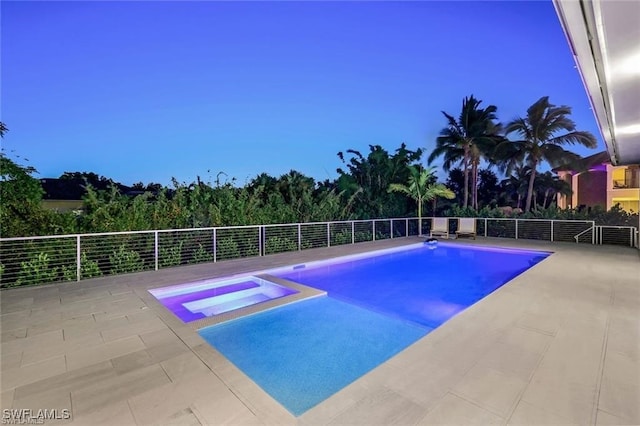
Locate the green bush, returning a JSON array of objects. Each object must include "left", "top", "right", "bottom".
[
  {"left": 15, "top": 252, "right": 59, "bottom": 286},
  {"left": 354, "top": 230, "right": 373, "bottom": 243},
  {"left": 61, "top": 252, "right": 104, "bottom": 281},
  {"left": 216, "top": 238, "right": 240, "bottom": 260},
  {"left": 331, "top": 229, "right": 352, "bottom": 246},
  {"left": 160, "top": 241, "right": 183, "bottom": 268},
  {"left": 265, "top": 236, "right": 298, "bottom": 254},
  {"left": 109, "top": 244, "right": 145, "bottom": 274},
  {"left": 190, "top": 243, "right": 213, "bottom": 264}
]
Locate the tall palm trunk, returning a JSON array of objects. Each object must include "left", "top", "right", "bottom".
[
  {"left": 462, "top": 145, "right": 470, "bottom": 209},
  {"left": 471, "top": 160, "right": 479, "bottom": 210},
  {"left": 525, "top": 161, "right": 538, "bottom": 212},
  {"left": 417, "top": 195, "right": 423, "bottom": 236}
]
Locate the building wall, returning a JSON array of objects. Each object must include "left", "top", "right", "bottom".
[
  {"left": 606, "top": 164, "right": 640, "bottom": 213},
  {"left": 577, "top": 170, "right": 607, "bottom": 208}
]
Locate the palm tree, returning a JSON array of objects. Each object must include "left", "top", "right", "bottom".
[
  {"left": 500, "top": 166, "right": 530, "bottom": 209},
  {"left": 388, "top": 166, "right": 455, "bottom": 235},
  {"left": 428, "top": 96, "right": 502, "bottom": 210},
  {"left": 496, "top": 96, "right": 597, "bottom": 212}
]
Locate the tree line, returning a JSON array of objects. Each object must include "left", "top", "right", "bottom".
[{"left": 2, "top": 96, "right": 637, "bottom": 238}]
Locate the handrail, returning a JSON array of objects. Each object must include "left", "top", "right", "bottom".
[{"left": 573, "top": 226, "right": 594, "bottom": 243}]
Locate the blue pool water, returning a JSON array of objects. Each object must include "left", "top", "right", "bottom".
[
  {"left": 278, "top": 244, "right": 549, "bottom": 328},
  {"left": 198, "top": 243, "right": 550, "bottom": 416},
  {"left": 198, "top": 297, "right": 428, "bottom": 416}
]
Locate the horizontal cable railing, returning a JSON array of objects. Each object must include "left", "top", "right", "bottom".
[
  {"left": 596, "top": 226, "right": 639, "bottom": 248},
  {"left": 0, "top": 217, "right": 636, "bottom": 288}
]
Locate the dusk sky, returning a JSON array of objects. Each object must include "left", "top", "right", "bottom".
[{"left": 2, "top": 1, "right": 604, "bottom": 187}]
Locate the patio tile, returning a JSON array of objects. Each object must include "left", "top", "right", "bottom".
[
  {"left": 127, "top": 372, "right": 230, "bottom": 424},
  {"left": 384, "top": 357, "right": 464, "bottom": 409},
  {"left": 520, "top": 374, "right": 596, "bottom": 424},
  {"left": 109, "top": 350, "right": 153, "bottom": 375},
  {"left": 160, "top": 351, "right": 211, "bottom": 382},
  {"left": 163, "top": 408, "right": 202, "bottom": 425},
  {"left": 12, "top": 361, "right": 116, "bottom": 402},
  {"left": 225, "top": 374, "right": 294, "bottom": 425},
  {"left": 516, "top": 312, "right": 563, "bottom": 336},
  {"left": 598, "top": 352, "right": 640, "bottom": 423},
  {"left": 1, "top": 329, "right": 64, "bottom": 356},
  {"left": 21, "top": 331, "right": 103, "bottom": 366},
  {"left": 100, "top": 316, "right": 166, "bottom": 342},
  {"left": 1, "top": 389, "right": 14, "bottom": 410},
  {"left": 607, "top": 315, "right": 640, "bottom": 362},
  {"left": 71, "top": 364, "right": 170, "bottom": 417},
  {"left": 70, "top": 400, "right": 136, "bottom": 425},
  {"left": 65, "top": 335, "right": 145, "bottom": 371},
  {"left": 595, "top": 409, "right": 636, "bottom": 425},
  {"left": 1, "top": 327, "right": 27, "bottom": 342},
  {"left": 11, "top": 389, "right": 72, "bottom": 424},
  {"left": 1, "top": 350, "right": 23, "bottom": 370},
  {"left": 192, "top": 393, "right": 262, "bottom": 425},
  {"left": 417, "top": 392, "right": 504, "bottom": 425},
  {"left": 508, "top": 399, "right": 578, "bottom": 425},
  {"left": 2, "top": 355, "right": 67, "bottom": 390},
  {"left": 452, "top": 365, "right": 527, "bottom": 418},
  {"left": 329, "top": 387, "right": 427, "bottom": 425}
]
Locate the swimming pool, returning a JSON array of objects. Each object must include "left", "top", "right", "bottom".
[
  {"left": 198, "top": 242, "right": 550, "bottom": 415},
  {"left": 277, "top": 243, "right": 549, "bottom": 328}
]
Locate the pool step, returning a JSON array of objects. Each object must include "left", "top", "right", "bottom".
[{"left": 184, "top": 287, "right": 278, "bottom": 316}]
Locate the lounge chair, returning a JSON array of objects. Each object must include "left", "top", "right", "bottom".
[
  {"left": 456, "top": 218, "right": 477, "bottom": 239},
  {"left": 430, "top": 217, "right": 449, "bottom": 239}
]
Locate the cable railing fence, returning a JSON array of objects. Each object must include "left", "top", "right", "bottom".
[{"left": 1, "top": 217, "right": 636, "bottom": 288}]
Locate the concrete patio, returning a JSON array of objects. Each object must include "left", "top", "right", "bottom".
[{"left": 1, "top": 238, "right": 638, "bottom": 425}]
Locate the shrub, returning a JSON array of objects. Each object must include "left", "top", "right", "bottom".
[
  {"left": 265, "top": 236, "right": 298, "bottom": 254},
  {"left": 109, "top": 245, "right": 144, "bottom": 274},
  {"left": 190, "top": 243, "right": 213, "bottom": 264},
  {"left": 15, "top": 252, "right": 59, "bottom": 286},
  {"left": 331, "top": 229, "right": 352, "bottom": 246},
  {"left": 62, "top": 252, "right": 103, "bottom": 281},
  {"left": 216, "top": 238, "right": 240, "bottom": 260},
  {"left": 160, "top": 241, "right": 183, "bottom": 268}
]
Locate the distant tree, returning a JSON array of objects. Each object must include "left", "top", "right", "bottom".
[
  {"left": 428, "top": 95, "right": 503, "bottom": 210},
  {"left": 388, "top": 166, "right": 455, "bottom": 235},
  {"left": 337, "top": 143, "right": 423, "bottom": 218},
  {"left": 499, "top": 166, "right": 530, "bottom": 209},
  {"left": 477, "top": 168, "right": 500, "bottom": 208},
  {"left": 0, "top": 124, "right": 50, "bottom": 236},
  {"left": 444, "top": 168, "right": 464, "bottom": 206},
  {"left": 495, "top": 96, "right": 597, "bottom": 211}
]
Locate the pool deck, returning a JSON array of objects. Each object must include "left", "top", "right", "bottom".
[{"left": 1, "top": 238, "right": 638, "bottom": 425}]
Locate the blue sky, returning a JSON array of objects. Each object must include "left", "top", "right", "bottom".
[{"left": 2, "top": 1, "right": 603, "bottom": 186}]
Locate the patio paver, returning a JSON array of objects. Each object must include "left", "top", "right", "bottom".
[{"left": 1, "top": 237, "right": 638, "bottom": 425}]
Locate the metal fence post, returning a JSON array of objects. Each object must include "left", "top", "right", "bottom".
[
  {"left": 373, "top": 221, "right": 376, "bottom": 241},
  {"left": 484, "top": 218, "right": 488, "bottom": 237},
  {"left": 298, "top": 223, "right": 302, "bottom": 251},
  {"left": 213, "top": 228, "right": 217, "bottom": 262},
  {"left": 550, "top": 221, "right": 554, "bottom": 242},
  {"left": 351, "top": 221, "right": 355, "bottom": 244},
  {"left": 154, "top": 231, "right": 159, "bottom": 271},
  {"left": 390, "top": 219, "right": 394, "bottom": 238},
  {"left": 327, "top": 223, "right": 331, "bottom": 247},
  {"left": 405, "top": 219, "right": 409, "bottom": 237},
  {"left": 515, "top": 219, "right": 519, "bottom": 239},
  {"left": 76, "top": 235, "right": 81, "bottom": 282},
  {"left": 259, "top": 226, "right": 263, "bottom": 256}
]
